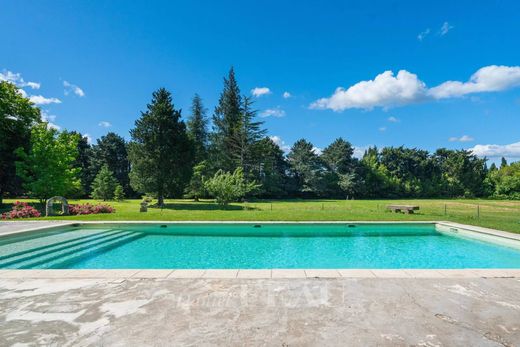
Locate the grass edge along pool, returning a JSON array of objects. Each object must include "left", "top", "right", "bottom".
[{"left": 0, "top": 222, "right": 519, "bottom": 269}]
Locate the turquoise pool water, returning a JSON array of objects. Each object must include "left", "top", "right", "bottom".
[{"left": 0, "top": 223, "right": 519, "bottom": 269}]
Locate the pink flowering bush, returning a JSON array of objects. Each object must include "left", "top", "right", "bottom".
[
  {"left": 1, "top": 201, "right": 41, "bottom": 219},
  {"left": 69, "top": 203, "right": 115, "bottom": 215}
]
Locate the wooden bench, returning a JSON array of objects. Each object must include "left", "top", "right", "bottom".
[{"left": 387, "top": 205, "right": 420, "bottom": 214}]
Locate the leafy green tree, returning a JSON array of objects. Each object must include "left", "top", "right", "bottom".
[
  {"left": 128, "top": 88, "right": 193, "bottom": 206},
  {"left": 0, "top": 81, "right": 41, "bottom": 206},
  {"left": 114, "top": 184, "right": 125, "bottom": 201},
  {"left": 359, "top": 147, "right": 396, "bottom": 198},
  {"left": 433, "top": 149, "right": 487, "bottom": 197},
  {"left": 210, "top": 67, "right": 243, "bottom": 172},
  {"left": 90, "top": 132, "right": 132, "bottom": 196},
  {"left": 487, "top": 161, "right": 520, "bottom": 199},
  {"left": 379, "top": 146, "right": 435, "bottom": 197},
  {"left": 184, "top": 161, "right": 209, "bottom": 201},
  {"left": 287, "top": 139, "right": 324, "bottom": 196},
  {"left": 338, "top": 172, "right": 363, "bottom": 199},
  {"left": 204, "top": 167, "right": 259, "bottom": 205},
  {"left": 91, "top": 165, "right": 118, "bottom": 200},
  {"left": 187, "top": 94, "right": 209, "bottom": 163},
  {"left": 15, "top": 123, "right": 80, "bottom": 203}
]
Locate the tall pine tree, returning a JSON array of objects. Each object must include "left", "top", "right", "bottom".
[
  {"left": 229, "top": 96, "right": 266, "bottom": 175},
  {"left": 210, "top": 67, "right": 242, "bottom": 172},
  {"left": 128, "top": 88, "right": 193, "bottom": 206},
  {"left": 186, "top": 94, "right": 208, "bottom": 163}
]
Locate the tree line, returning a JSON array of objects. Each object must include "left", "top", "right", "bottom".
[{"left": 1, "top": 68, "right": 519, "bottom": 207}]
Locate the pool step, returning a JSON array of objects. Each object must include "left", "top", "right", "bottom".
[
  {"left": 0, "top": 229, "right": 123, "bottom": 263},
  {"left": 0, "top": 230, "right": 143, "bottom": 269}
]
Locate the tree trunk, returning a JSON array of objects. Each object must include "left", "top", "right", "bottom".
[{"left": 157, "top": 195, "right": 164, "bottom": 207}]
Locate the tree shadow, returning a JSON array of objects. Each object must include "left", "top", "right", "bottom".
[{"left": 152, "top": 202, "right": 253, "bottom": 211}]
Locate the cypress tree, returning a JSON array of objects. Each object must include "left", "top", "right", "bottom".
[{"left": 187, "top": 94, "right": 208, "bottom": 163}]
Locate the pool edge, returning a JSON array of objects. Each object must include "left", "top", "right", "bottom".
[
  {"left": 0, "top": 268, "right": 519, "bottom": 279},
  {"left": 1, "top": 220, "right": 519, "bottom": 277}
]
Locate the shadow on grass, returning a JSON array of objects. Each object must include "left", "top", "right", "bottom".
[{"left": 151, "top": 202, "right": 255, "bottom": 211}]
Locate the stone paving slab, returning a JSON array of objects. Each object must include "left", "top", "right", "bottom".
[{"left": 0, "top": 277, "right": 519, "bottom": 346}]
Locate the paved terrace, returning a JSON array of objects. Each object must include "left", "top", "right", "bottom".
[{"left": 1, "top": 275, "right": 519, "bottom": 346}]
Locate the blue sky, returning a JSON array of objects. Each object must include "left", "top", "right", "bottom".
[{"left": 2, "top": 0, "right": 520, "bottom": 161}]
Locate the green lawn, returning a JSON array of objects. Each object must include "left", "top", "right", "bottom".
[{"left": 3, "top": 198, "right": 520, "bottom": 234}]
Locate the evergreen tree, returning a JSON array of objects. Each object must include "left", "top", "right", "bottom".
[
  {"left": 184, "top": 161, "right": 208, "bottom": 201},
  {"left": 321, "top": 138, "right": 356, "bottom": 174},
  {"left": 321, "top": 138, "right": 359, "bottom": 197},
  {"left": 210, "top": 67, "right": 242, "bottom": 172},
  {"left": 90, "top": 132, "right": 132, "bottom": 196},
  {"left": 187, "top": 94, "right": 208, "bottom": 163},
  {"left": 501, "top": 157, "right": 508, "bottom": 169},
  {"left": 114, "top": 184, "right": 125, "bottom": 201},
  {"left": 91, "top": 165, "right": 118, "bottom": 200},
  {"left": 252, "top": 137, "right": 290, "bottom": 197},
  {"left": 229, "top": 96, "right": 266, "bottom": 175},
  {"left": 0, "top": 81, "right": 41, "bottom": 206},
  {"left": 287, "top": 139, "right": 324, "bottom": 196},
  {"left": 67, "top": 131, "right": 94, "bottom": 197},
  {"left": 128, "top": 88, "right": 193, "bottom": 206}
]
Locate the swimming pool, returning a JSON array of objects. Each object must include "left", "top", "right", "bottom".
[{"left": 0, "top": 223, "right": 519, "bottom": 269}]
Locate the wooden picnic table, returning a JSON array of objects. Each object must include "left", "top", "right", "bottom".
[{"left": 387, "top": 205, "right": 420, "bottom": 214}]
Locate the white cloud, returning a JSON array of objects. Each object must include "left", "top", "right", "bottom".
[
  {"left": 260, "top": 108, "right": 286, "bottom": 118},
  {"left": 269, "top": 135, "right": 291, "bottom": 152},
  {"left": 251, "top": 87, "right": 271, "bottom": 97},
  {"left": 469, "top": 141, "right": 520, "bottom": 158},
  {"left": 310, "top": 70, "right": 427, "bottom": 111},
  {"left": 0, "top": 70, "right": 40, "bottom": 89},
  {"left": 353, "top": 146, "right": 370, "bottom": 159},
  {"left": 41, "top": 111, "right": 56, "bottom": 122},
  {"left": 41, "top": 111, "right": 60, "bottom": 130},
  {"left": 378, "top": 127, "right": 387, "bottom": 132},
  {"left": 417, "top": 28, "right": 430, "bottom": 41},
  {"left": 312, "top": 147, "right": 323, "bottom": 155},
  {"left": 84, "top": 133, "right": 93, "bottom": 144},
  {"left": 63, "top": 80, "right": 85, "bottom": 97},
  {"left": 29, "top": 95, "right": 62, "bottom": 105},
  {"left": 98, "top": 121, "right": 112, "bottom": 128},
  {"left": 25, "top": 81, "right": 41, "bottom": 89},
  {"left": 388, "top": 116, "right": 399, "bottom": 122},
  {"left": 440, "top": 21, "right": 453, "bottom": 36},
  {"left": 449, "top": 135, "right": 474, "bottom": 142},
  {"left": 429, "top": 65, "right": 520, "bottom": 99},
  {"left": 311, "top": 65, "right": 520, "bottom": 111},
  {"left": 283, "top": 91, "right": 291, "bottom": 99}
]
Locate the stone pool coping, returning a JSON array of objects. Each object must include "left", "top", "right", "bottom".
[
  {"left": 0, "top": 220, "right": 518, "bottom": 279},
  {"left": 0, "top": 268, "right": 519, "bottom": 279}
]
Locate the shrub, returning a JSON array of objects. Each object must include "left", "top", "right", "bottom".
[
  {"left": 69, "top": 203, "right": 115, "bottom": 215},
  {"left": 114, "top": 184, "right": 125, "bottom": 201},
  {"left": 1, "top": 201, "right": 41, "bottom": 219},
  {"left": 204, "top": 168, "right": 259, "bottom": 205}
]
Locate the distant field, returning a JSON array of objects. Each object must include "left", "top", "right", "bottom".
[{"left": 2, "top": 198, "right": 520, "bottom": 234}]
